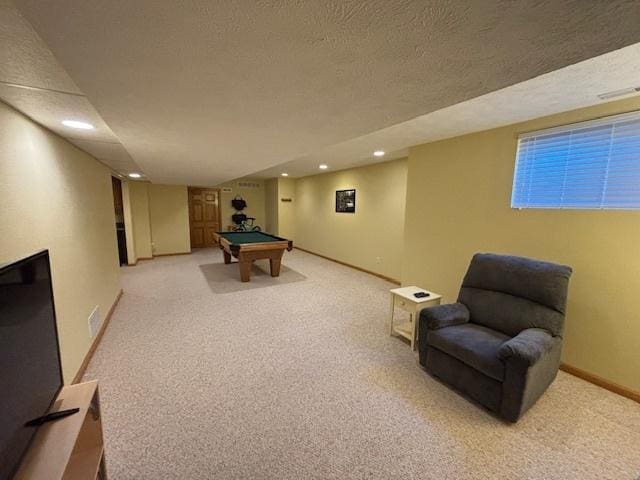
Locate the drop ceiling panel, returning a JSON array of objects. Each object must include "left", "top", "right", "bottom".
[
  {"left": 0, "top": 0, "right": 144, "bottom": 177},
  {"left": 0, "top": 0, "right": 81, "bottom": 93},
  {"left": 68, "top": 138, "right": 139, "bottom": 173},
  {"left": 0, "top": 84, "right": 120, "bottom": 140}
]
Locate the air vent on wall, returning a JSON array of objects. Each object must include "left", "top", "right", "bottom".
[
  {"left": 88, "top": 306, "right": 101, "bottom": 338},
  {"left": 237, "top": 181, "right": 261, "bottom": 188},
  {"left": 597, "top": 86, "right": 640, "bottom": 101}
]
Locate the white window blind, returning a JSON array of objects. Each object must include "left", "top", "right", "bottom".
[{"left": 511, "top": 110, "right": 640, "bottom": 209}]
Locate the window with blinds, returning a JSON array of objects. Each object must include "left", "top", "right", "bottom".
[{"left": 511, "top": 111, "right": 640, "bottom": 209}]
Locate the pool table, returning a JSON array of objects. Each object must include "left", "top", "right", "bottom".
[{"left": 213, "top": 231, "right": 293, "bottom": 282}]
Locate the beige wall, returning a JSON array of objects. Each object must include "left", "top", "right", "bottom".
[
  {"left": 121, "top": 181, "right": 137, "bottom": 265},
  {"left": 148, "top": 184, "right": 191, "bottom": 255},
  {"left": 129, "top": 182, "right": 153, "bottom": 259},
  {"left": 0, "top": 101, "right": 121, "bottom": 383},
  {"left": 264, "top": 177, "right": 296, "bottom": 238},
  {"left": 277, "top": 177, "right": 296, "bottom": 240},
  {"left": 294, "top": 159, "right": 408, "bottom": 280},
  {"left": 265, "top": 178, "right": 279, "bottom": 234},
  {"left": 217, "top": 178, "right": 266, "bottom": 230},
  {"left": 402, "top": 96, "right": 640, "bottom": 392}
]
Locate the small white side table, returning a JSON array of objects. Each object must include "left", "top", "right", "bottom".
[{"left": 390, "top": 286, "right": 442, "bottom": 350}]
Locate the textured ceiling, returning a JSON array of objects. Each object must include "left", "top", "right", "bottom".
[
  {"left": 0, "top": 0, "right": 142, "bottom": 176},
  {"left": 7, "top": 1, "right": 640, "bottom": 184},
  {"left": 0, "top": 0, "right": 79, "bottom": 94},
  {"left": 256, "top": 42, "right": 640, "bottom": 178}
]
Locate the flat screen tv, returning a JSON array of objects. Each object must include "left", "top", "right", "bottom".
[{"left": 0, "top": 250, "right": 63, "bottom": 479}]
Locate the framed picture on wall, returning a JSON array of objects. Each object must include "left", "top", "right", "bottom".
[{"left": 335, "top": 189, "right": 356, "bottom": 213}]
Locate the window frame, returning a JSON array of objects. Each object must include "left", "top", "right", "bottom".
[{"left": 511, "top": 110, "right": 640, "bottom": 211}]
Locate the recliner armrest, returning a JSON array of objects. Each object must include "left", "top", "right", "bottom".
[
  {"left": 420, "top": 303, "right": 470, "bottom": 330},
  {"left": 498, "top": 328, "right": 557, "bottom": 366}
]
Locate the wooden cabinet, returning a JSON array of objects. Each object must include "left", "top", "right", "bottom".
[{"left": 15, "top": 381, "right": 108, "bottom": 480}]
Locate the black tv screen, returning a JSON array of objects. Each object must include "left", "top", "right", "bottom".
[{"left": 0, "top": 250, "right": 63, "bottom": 479}]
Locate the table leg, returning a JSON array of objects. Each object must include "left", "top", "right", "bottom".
[
  {"left": 409, "top": 312, "right": 416, "bottom": 350},
  {"left": 223, "top": 250, "right": 231, "bottom": 264},
  {"left": 239, "top": 260, "right": 252, "bottom": 282},
  {"left": 268, "top": 251, "right": 284, "bottom": 277},
  {"left": 389, "top": 294, "right": 395, "bottom": 335},
  {"left": 269, "top": 258, "right": 282, "bottom": 277}
]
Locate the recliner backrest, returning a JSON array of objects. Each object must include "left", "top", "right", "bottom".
[{"left": 457, "top": 253, "right": 572, "bottom": 337}]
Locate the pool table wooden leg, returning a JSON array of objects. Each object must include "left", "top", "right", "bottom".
[
  {"left": 269, "top": 258, "right": 281, "bottom": 277},
  {"left": 223, "top": 250, "right": 231, "bottom": 264},
  {"left": 269, "top": 251, "right": 284, "bottom": 277},
  {"left": 239, "top": 260, "right": 252, "bottom": 282}
]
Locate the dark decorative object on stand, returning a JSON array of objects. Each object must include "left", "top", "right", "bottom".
[
  {"left": 335, "top": 189, "right": 356, "bottom": 213},
  {"left": 230, "top": 196, "right": 261, "bottom": 231},
  {"left": 231, "top": 196, "right": 247, "bottom": 211}
]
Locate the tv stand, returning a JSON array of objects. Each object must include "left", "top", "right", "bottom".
[{"left": 15, "top": 380, "right": 108, "bottom": 480}]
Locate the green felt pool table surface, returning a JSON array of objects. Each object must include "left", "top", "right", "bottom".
[{"left": 216, "top": 231, "right": 287, "bottom": 244}]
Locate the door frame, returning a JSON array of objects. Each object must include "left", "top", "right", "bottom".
[
  {"left": 111, "top": 176, "right": 129, "bottom": 265},
  {"left": 188, "top": 187, "right": 223, "bottom": 248}
]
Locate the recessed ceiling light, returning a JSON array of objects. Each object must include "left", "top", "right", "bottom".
[
  {"left": 281, "top": 173, "right": 289, "bottom": 177},
  {"left": 373, "top": 150, "right": 385, "bottom": 157},
  {"left": 128, "top": 172, "right": 142, "bottom": 179},
  {"left": 61, "top": 120, "right": 95, "bottom": 130},
  {"left": 319, "top": 164, "right": 328, "bottom": 170}
]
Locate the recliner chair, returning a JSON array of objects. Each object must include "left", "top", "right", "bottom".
[{"left": 418, "top": 253, "right": 572, "bottom": 422}]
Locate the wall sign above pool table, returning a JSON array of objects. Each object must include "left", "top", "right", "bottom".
[
  {"left": 213, "top": 231, "right": 293, "bottom": 282},
  {"left": 335, "top": 189, "right": 356, "bottom": 213}
]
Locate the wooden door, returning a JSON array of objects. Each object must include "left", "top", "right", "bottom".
[{"left": 188, "top": 187, "right": 221, "bottom": 248}]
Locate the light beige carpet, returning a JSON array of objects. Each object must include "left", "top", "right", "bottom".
[
  {"left": 84, "top": 248, "right": 640, "bottom": 480},
  {"left": 199, "top": 259, "right": 306, "bottom": 293}
]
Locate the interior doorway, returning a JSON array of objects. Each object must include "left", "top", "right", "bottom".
[
  {"left": 188, "top": 187, "right": 222, "bottom": 248},
  {"left": 111, "top": 176, "right": 128, "bottom": 265}
]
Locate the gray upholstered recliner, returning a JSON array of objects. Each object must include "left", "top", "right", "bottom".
[{"left": 418, "top": 253, "right": 572, "bottom": 422}]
